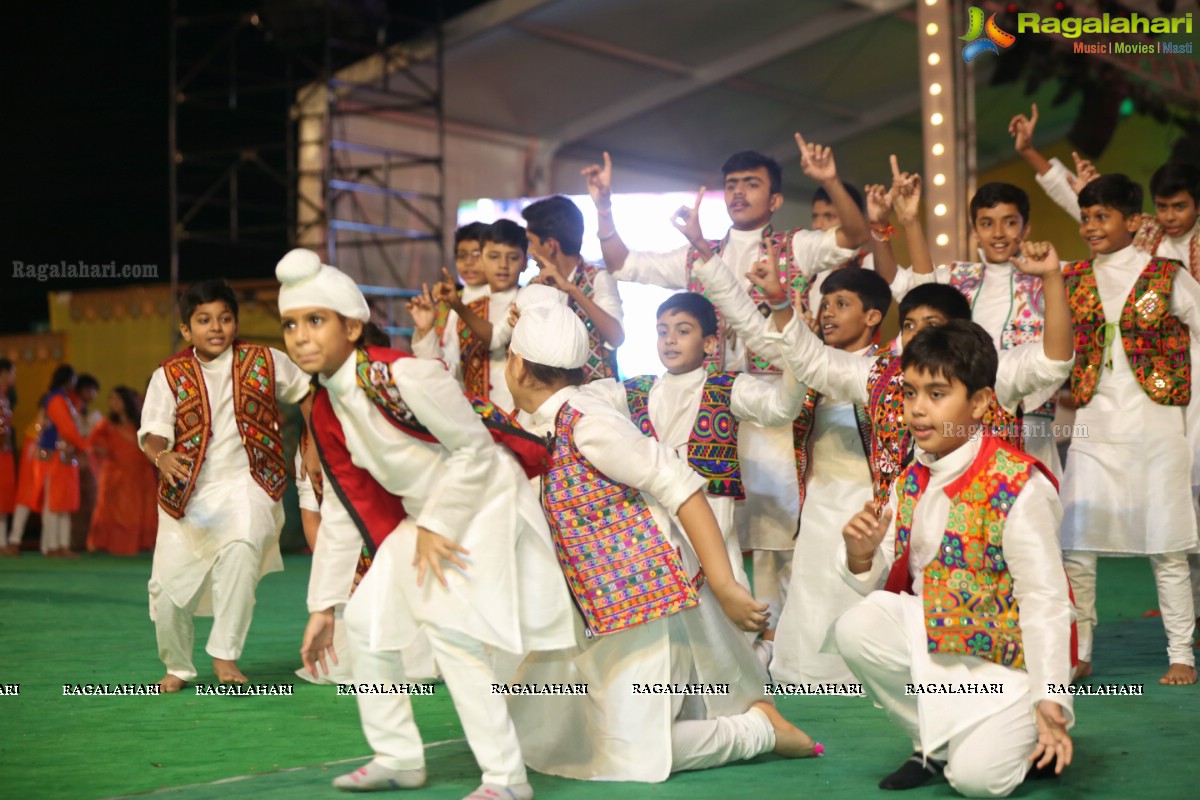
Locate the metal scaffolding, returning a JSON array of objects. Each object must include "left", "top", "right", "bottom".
[{"left": 169, "top": 1, "right": 447, "bottom": 342}]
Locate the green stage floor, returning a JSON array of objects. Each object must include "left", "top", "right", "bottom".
[{"left": 0, "top": 554, "right": 1195, "bottom": 799}]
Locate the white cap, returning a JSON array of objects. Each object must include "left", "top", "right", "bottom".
[
  {"left": 510, "top": 302, "right": 589, "bottom": 369},
  {"left": 276, "top": 248, "right": 370, "bottom": 322}
]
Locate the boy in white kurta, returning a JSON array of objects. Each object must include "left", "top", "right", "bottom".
[
  {"left": 277, "top": 249, "right": 575, "bottom": 799},
  {"left": 582, "top": 142, "right": 869, "bottom": 628},
  {"left": 412, "top": 220, "right": 525, "bottom": 413},
  {"left": 585, "top": 290, "right": 806, "bottom": 594},
  {"left": 769, "top": 267, "right": 895, "bottom": 686},
  {"left": 139, "top": 279, "right": 310, "bottom": 691},
  {"left": 504, "top": 301, "right": 821, "bottom": 783},
  {"left": 888, "top": 177, "right": 1063, "bottom": 475},
  {"left": 1057, "top": 175, "right": 1200, "bottom": 686},
  {"left": 834, "top": 316, "right": 1074, "bottom": 797}
]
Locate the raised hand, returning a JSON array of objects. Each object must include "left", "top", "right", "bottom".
[
  {"left": 1017, "top": 241, "right": 1061, "bottom": 276},
  {"left": 581, "top": 151, "right": 614, "bottom": 210},
  {"left": 865, "top": 183, "right": 894, "bottom": 227},
  {"left": 413, "top": 526, "right": 470, "bottom": 588},
  {"left": 1008, "top": 103, "right": 1039, "bottom": 153},
  {"left": 796, "top": 133, "right": 838, "bottom": 184},
  {"left": 1030, "top": 701, "right": 1073, "bottom": 775},
  {"left": 669, "top": 186, "right": 707, "bottom": 246},
  {"left": 1066, "top": 151, "right": 1100, "bottom": 195},
  {"left": 890, "top": 154, "right": 923, "bottom": 226},
  {"left": 534, "top": 270, "right": 573, "bottom": 297},
  {"left": 405, "top": 282, "right": 437, "bottom": 334},
  {"left": 746, "top": 235, "right": 786, "bottom": 300},
  {"left": 842, "top": 500, "right": 894, "bottom": 569},
  {"left": 432, "top": 268, "right": 460, "bottom": 307}
]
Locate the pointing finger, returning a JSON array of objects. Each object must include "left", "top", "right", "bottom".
[{"left": 890, "top": 154, "right": 901, "bottom": 179}]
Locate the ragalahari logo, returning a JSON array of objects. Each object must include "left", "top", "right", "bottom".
[{"left": 961, "top": 7, "right": 1017, "bottom": 62}]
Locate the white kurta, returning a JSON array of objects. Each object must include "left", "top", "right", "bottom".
[
  {"left": 509, "top": 386, "right": 770, "bottom": 782},
  {"left": 771, "top": 346, "right": 875, "bottom": 686},
  {"left": 615, "top": 225, "right": 854, "bottom": 552},
  {"left": 411, "top": 285, "right": 516, "bottom": 414},
  {"left": 691, "top": 252, "right": 1074, "bottom": 420},
  {"left": 584, "top": 365, "right": 807, "bottom": 591},
  {"left": 306, "top": 353, "right": 575, "bottom": 660},
  {"left": 889, "top": 256, "right": 1062, "bottom": 476},
  {"left": 1060, "top": 245, "right": 1200, "bottom": 554},
  {"left": 139, "top": 345, "right": 309, "bottom": 616},
  {"left": 834, "top": 433, "right": 1075, "bottom": 756}
]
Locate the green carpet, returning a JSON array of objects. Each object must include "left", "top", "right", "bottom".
[{"left": 0, "top": 554, "right": 1194, "bottom": 799}]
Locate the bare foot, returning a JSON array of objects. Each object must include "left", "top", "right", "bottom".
[
  {"left": 1071, "top": 660, "right": 1092, "bottom": 683},
  {"left": 752, "top": 701, "right": 820, "bottom": 757},
  {"left": 159, "top": 674, "right": 187, "bottom": 693},
  {"left": 213, "top": 658, "right": 248, "bottom": 684},
  {"left": 60, "top": 549, "right": 80, "bottom": 559},
  {"left": 1159, "top": 663, "right": 1197, "bottom": 686}
]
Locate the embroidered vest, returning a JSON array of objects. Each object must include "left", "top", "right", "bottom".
[
  {"left": 948, "top": 262, "right": 1046, "bottom": 350},
  {"left": 542, "top": 403, "right": 700, "bottom": 637},
  {"left": 156, "top": 342, "right": 287, "bottom": 520},
  {"left": 623, "top": 373, "right": 743, "bottom": 499},
  {"left": 950, "top": 262, "right": 1055, "bottom": 419},
  {"left": 685, "top": 225, "right": 810, "bottom": 374},
  {"left": 567, "top": 261, "right": 620, "bottom": 382},
  {"left": 884, "top": 437, "right": 1066, "bottom": 670},
  {"left": 457, "top": 297, "right": 491, "bottom": 400},
  {"left": 865, "top": 355, "right": 910, "bottom": 510},
  {"left": 1062, "top": 258, "right": 1191, "bottom": 407},
  {"left": 1134, "top": 215, "right": 1200, "bottom": 282}
]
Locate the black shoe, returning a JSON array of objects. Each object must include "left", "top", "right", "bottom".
[{"left": 879, "top": 752, "right": 946, "bottom": 790}]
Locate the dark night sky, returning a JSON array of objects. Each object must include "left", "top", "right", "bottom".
[
  {"left": 7, "top": 2, "right": 171, "bottom": 333},
  {"left": 5, "top": 1, "right": 480, "bottom": 336}
]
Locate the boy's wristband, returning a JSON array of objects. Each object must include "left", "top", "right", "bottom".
[
  {"left": 870, "top": 224, "right": 896, "bottom": 242},
  {"left": 767, "top": 296, "right": 792, "bottom": 312}
]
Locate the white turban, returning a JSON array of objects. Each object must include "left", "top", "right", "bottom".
[
  {"left": 276, "top": 248, "right": 371, "bottom": 322},
  {"left": 510, "top": 301, "right": 589, "bottom": 370},
  {"left": 514, "top": 282, "right": 566, "bottom": 311}
]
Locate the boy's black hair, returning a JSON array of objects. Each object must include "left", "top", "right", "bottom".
[
  {"left": 180, "top": 279, "right": 239, "bottom": 323},
  {"left": 454, "top": 221, "right": 490, "bottom": 248},
  {"left": 820, "top": 267, "right": 893, "bottom": 321},
  {"left": 1149, "top": 162, "right": 1200, "bottom": 204},
  {"left": 110, "top": 385, "right": 143, "bottom": 428},
  {"left": 1078, "top": 174, "right": 1144, "bottom": 218},
  {"left": 901, "top": 319, "right": 998, "bottom": 397},
  {"left": 969, "top": 182, "right": 1030, "bottom": 225},
  {"left": 898, "top": 283, "right": 971, "bottom": 324},
  {"left": 812, "top": 181, "right": 865, "bottom": 214},
  {"left": 722, "top": 151, "right": 783, "bottom": 195},
  {"left": 524, "top": 360, "right": 585, "bottom": 388},
  {"left": 49, "top": 364, "right": 76, "bottom": 392},
  {"left": 0, "top": 358, "right": 12, "bottom": 375},
  {"left": 360, "top": 320, "right": 392, "bottom": 347},
  {"left": 656, "top": 292, "right": 718, "bottom": 337},
  {"left": 76, "top": 373, "right": 99, "bottom": 394},
  {"left": 481, "top": 219, "right": 529, "bottom": 253},
  {"left": 521, "top": 196, "right": 584, "bottom": 256}
]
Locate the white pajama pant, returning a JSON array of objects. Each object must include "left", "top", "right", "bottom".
[
  {"left": 151, "top": 540, "right": 260, "bottom": 682},
  {"left": 670, "top": 704, "right": 774, "bottom": 773},
  {"left": 835, "top": 598, "right": 1037, "bottom": 799},
  {"left": 1063, "top": 550, "right": 1196, "bottom": 667},
  {"left": 7, "top": 505, "right": 32, "bottom": 546},
  {"left": 40, "top": 511, "right": 70, "bottom": 554},
  {"left": 752, "top": 548, "right": 793, "bottom": 631},
  {"left": 343, "top": 573, "right": 527, "bottom": 786}
]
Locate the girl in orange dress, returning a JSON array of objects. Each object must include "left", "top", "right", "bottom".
[
  {"left": 87, "top": 387, "right": 158, "bottom": 556},
  {"left": 37, "top": 366, "right": 89, "bottom": 557}
]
